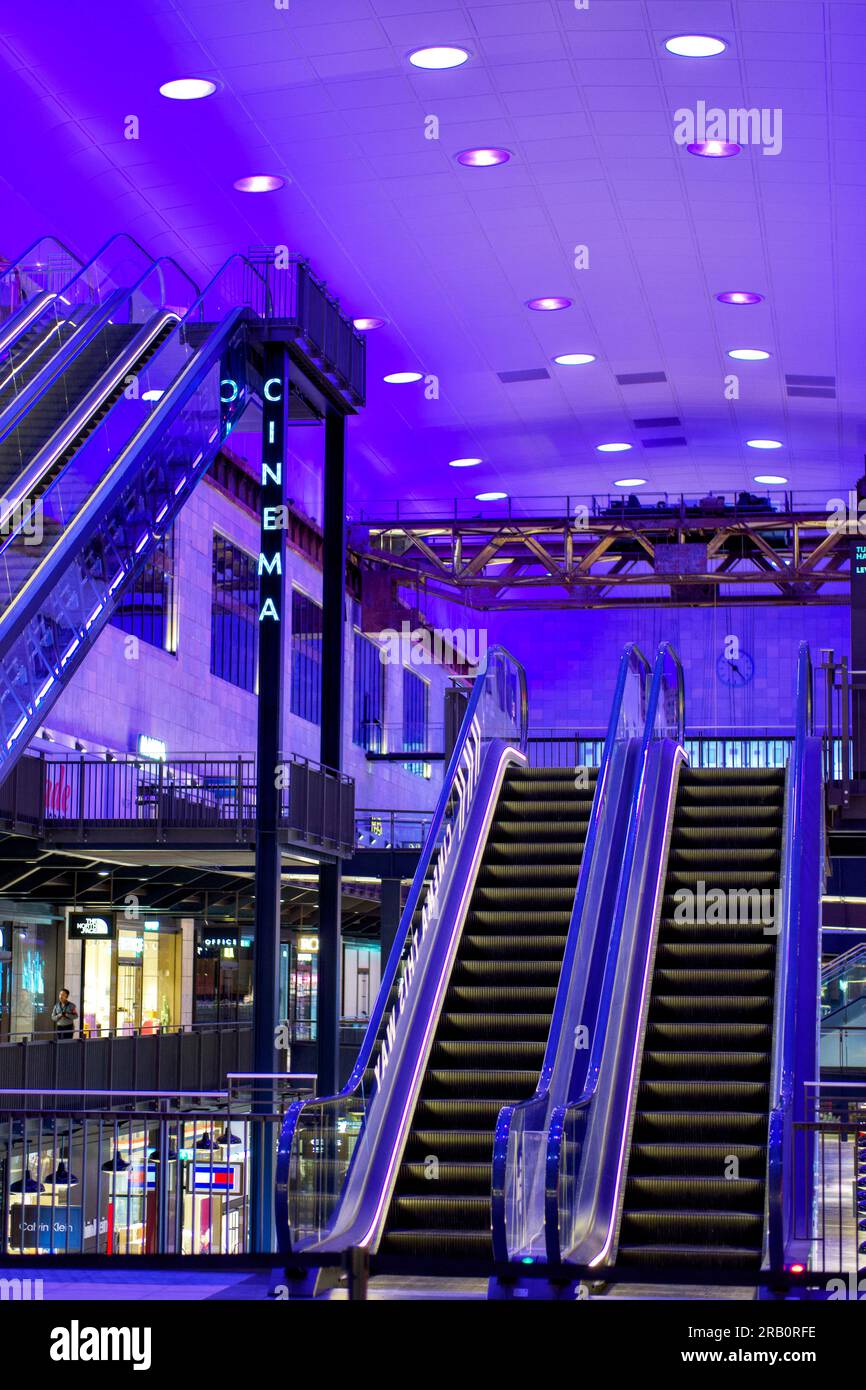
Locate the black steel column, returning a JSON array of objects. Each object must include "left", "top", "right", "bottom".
[
  {"left": 317, "top": 407, "right": 346, "bottom": 1094},
  {"left": 380, "top": 878, "right": 402, "bottom": 965},
  {"left": 251, "top": 342, "right": 287, "bottom": 1248},
  {"left": 851, "top": 472, "right": 866, "bottom": 779}
]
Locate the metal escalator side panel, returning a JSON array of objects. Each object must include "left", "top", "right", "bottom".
[
  {"left": 311, "top": 740, "right": 525, "bottom": 1255},
  {"left": 491, "top": 738, "right": 637, "bottom": 1264},
  {"left": 764, "top": 730, "right": 825, "bottom": 1275},
  {"left": 0, "top": 309, "right": 180, "bottom": 539},
  {"left": 560, "top": 739, "right": 686, "bottom": 1266}
]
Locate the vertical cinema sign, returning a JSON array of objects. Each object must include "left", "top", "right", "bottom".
[{"left": 259, "top": 368, "right": 286, "bottom": 627}]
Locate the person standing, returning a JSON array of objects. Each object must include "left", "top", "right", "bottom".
[{"left": 51, "top": 989, "right": 77, "bottom": 1040}]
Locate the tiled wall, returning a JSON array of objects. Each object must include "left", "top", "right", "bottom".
[
  {"left": 42, "top": 476, "right": 450, "bottom": 814},
  {"left": 483, "top": 604, "right": 849, "bottom": 734}
]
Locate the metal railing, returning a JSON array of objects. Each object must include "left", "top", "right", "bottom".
[
  {"left": 351, "top": 488, "right": 829, "bottom": 526},
  {"left": 0, "top": 1024, "right": 254, "bottom": 1104},
  {"left": 0, "top": 1078, "right": 313, "bottom": 1257},
  {"left": 245, "top": 251, "right": 365, "bottom": 404},
  {"left": 0, "top": 750, "right": 355, "bottom": 854},
  {"left": 819, "top": 650, "right": 866, "bottom": 804}
]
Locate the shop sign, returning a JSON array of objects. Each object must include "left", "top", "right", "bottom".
[
  {"left": 187, "top": 1163, "right": 241, "bottom": 1194},
  {"left": 68, "top": 914, "right": 114, "bottom": 940},
  {"left": 11, "top": 1206, "right": 82, "bottom": 1251}
]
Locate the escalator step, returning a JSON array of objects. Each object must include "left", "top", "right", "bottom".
[
  {"left": 486, "top": 841, "right": 584, "bottom": 861},
  {"left": 396, "top": 1161, "right": 492, "bottom": 1192},
  {"left": 633, "top": 1110, "right": 769, "bottom": 1140},
  {"left": 451, "top": 959, "right": 564, "bottom": 982},
  {"left": 655, "top": 942, "right": 775, "bottom": 964},
  {"left": 461, "top": 934, "right": 567, "bottom": 957},
  {"left": 446, "top": 985, "right": 558, "bottom": 1008},
  {"left": 624, "top": 1175, "right": 765, "bottom": 1209},
  {"left": 407, "top": 1130, "right": 495, "bottom": 1159},
  {"left": 619, "top": 1209, "right": 763, "bottom": 1246},
  {"left": 652, "top": 968, "right": 774, "bottom": 993},
  {"left": 636, "top": 1079, "right": 769, "bottom": 1108},
  {"left": 438, "top": 1012, "right": 553, "bottom": 1038},
  {"left": 650, "top": 994, "right": 773, "bottom": 1020},
  {"left": 380, "top": 1230, "right": 492, "bottom": 1258},
  {"left": 421, "top": 1068, "right": 539, "bottom": 1098},
  {"left": 388, "top": 1195, "right": 490, "bottom": 1230},
  {"left": 640, "top": 1050, "right": 770, "bottom": 1078},
  {"left": 414, "top": 1099, "right": 512, "bottom": 1124},
  {"left": 646, "top": 1020, "right": 772, "bottom": 1045},
  {"left": 628, "top": 1143, "right": 766, "bottom": 1176},
  {"left": 473, "top": 887, "right": 576, "bottom": 907},
  {"left": 465, "top": 911, "right": 571, "bottom": 930},
  {"left": 617, "top": 1244, "right": 761, "bottom": 1269},
  {"left": 479, "top": 863, "right": 580, "bottom": 883},
  {"left": 656, "top": 919, "right": 773, "bottom": 941},
  {"left": 431, "top": 1039, "right": 546, "bottom": 1065},
  {"left": 492, "top": 821, "right": 589, "bottom": 840}
]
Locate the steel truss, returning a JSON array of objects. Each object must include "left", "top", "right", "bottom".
[{"left": 352, "top": 507, "right": 851, "bottom": 609}]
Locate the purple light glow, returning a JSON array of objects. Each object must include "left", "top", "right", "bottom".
[
  {"left": 233, "top": 174, "right": 285, "bottom": 193},
  {"left": 527, "top": 296, "right": 572, "bottom": 312},
  {"left": 456, "top": 148, "right": 511, "bottom": 168},
  {"left": 687, "top": 140, "right": 741, "bottom": 158},
  {"left": 717, "top": 290, "right": 764, "bottom": 305}
]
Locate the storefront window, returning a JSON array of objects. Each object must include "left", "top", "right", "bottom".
[
  {"left": 82, "top": 937, "right": 115, "bottom": 1036},
  {"left": 194, "top": 928, "right": 253, "bottom": 1025},
  {"left": 2, "top": 922, "right": 54, "bottom": 1039}
]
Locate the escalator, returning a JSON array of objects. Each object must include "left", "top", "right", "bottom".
[
  {"left": 0, "top": 312, "right": 83, "bottom": 417},
  {"left": 0, "top": 318, "right": 174, "bottom": 499},
  {"left": 380, "top": 763, "right": 597, "bottom": 1259},
  {"left": 617, "top": 766, "right": 784, "bottom": 1269}
]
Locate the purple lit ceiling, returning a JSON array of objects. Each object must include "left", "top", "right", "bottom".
[{"left": 0, "top": 0, "right": 863, "bottom": 509}]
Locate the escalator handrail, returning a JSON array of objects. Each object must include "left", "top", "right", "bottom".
[
  {"left": 820, "top": 942, "right": 866, "bottom": 986},
  {"left": 0, "top": 235, "right": 82, "bottom": 286},
  {"left": 0, "top": 302, "right": 253, "bottom": 658},
  {"left": 545, "top": 639, "right": 684, "bottom": 1262},
  {"left": 0, "top": 235, "right": 200, "bottom": 444},
  {"left": 766, "top": 641, "right": 816, "bottom": 1272},
  {"left": 274, "top": 644, "right": 528, "bottom": 1245},
  {"left": 0, "top": 247, "right": 202, "bottom": 542},
  {"left": 490, "top": 641, "right": 650, "bottom": 1262}
]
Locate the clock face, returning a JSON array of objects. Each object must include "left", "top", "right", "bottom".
[{"left": 717, "top": 650, "right": 755, "bottom": 687}]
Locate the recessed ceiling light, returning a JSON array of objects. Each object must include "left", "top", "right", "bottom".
[
  {"left": 553, "top": 352, "right": 596, "bottom": 366},
  {"left": 717, "top": 290, "right": 764, "bottom": 305},
  {"left": 409, "top": 46, "right": 470, "bottom": 70},
  {"left": 597, "top": 442, "right": 633, "bottom": 453},
  {"left": 687, "top": 140, "right": 741, "bottom": 158},
  {"left": 383, "top": 371, "right": 423, "bottom": 384},
  {"left": 456, "top": 147, "right": 512, "bottom": 167},
  {"left": 665, "top": 35, "right": 727, "bottom": 58},
  {"left": 353, "top": 317, "right": 386, "bottom": 332},
  {"left": 476, "top": 491, "right": 508, "bottom": 501},
  {"left": 527, "top": 296, "right": 572, "bottom": 312},
  {"left": 753, "top": 474, "right": 788, "bottom": 485},
  {"left": 233, "top": 174, "right": 285, "bottom": 193},
  {"left": 747, "top": 439, "right": 783, "bottom": 449},
  {"left": 159, "top": 78, "right": 216, "bottom": 100},
  {"left": 614, "top": 478, "right": 647, "bottom": 487},
  {"left": 449, "top": 457, "right": 482, "bottom": 467},
  {"left": 142, "top": 389, "right": 165, "bottom": 402},
  {"left": 727, "top": 348, "right": 771, "bottom": 361}
]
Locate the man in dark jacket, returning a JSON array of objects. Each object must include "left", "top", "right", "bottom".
[{"left": 51, "top": 989, "right": 77, "bottom": 1039}]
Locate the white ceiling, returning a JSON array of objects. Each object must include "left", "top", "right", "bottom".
[{"left": 0, "top": 0, "right": 864, "bottom": 509}]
